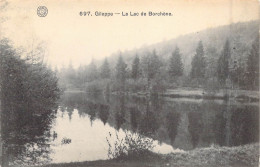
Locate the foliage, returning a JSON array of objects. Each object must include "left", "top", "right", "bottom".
[
  {"left": 190, "top": 41, "right": 206, "bottom": 79},
  {"left": 203, "top": 78, "right": 220, "bottom": 94},
  {"left": 84, "top": 79, "right": 110, "bottom": 93},
  {"left": 246, "top": 37, "right": 259, "bottom": 90},
  {"left": 100, "top": 58, "right": 111, "bottom": 79},
  {"left": 131, "top": 54, "right": 141, "bottom": 80},
  {"left": 0, "top": 39, "right": 60, "bottom": 166},
  {"left": 141, "top": 50, "right": 162, "bottom": 82},
  {"left": 116, "top": 55, "right": 127, "bottom": 91},
  {"left": 57, "top": 22, "right": 259, "bottom": 92},
  {"left": 125, "top": 78, "right": 147, "bottom": 93},
  {"left": 0, "top": 39, "right": 60, "bottom": 113},
  {"left": 87, "top": 59, "right": 98, "bottom": 81},
  {"left": 106, "top": 132, "right": 155, "bottom": 160},
  {"left": 229, "top": 60, "right": 246, "bottom": 89},
  {"left": 217, "top": 40, "right": 231, "bottom": 86},
  {"left": 168, "top": 46, "right": 183, "bottom": 80}
]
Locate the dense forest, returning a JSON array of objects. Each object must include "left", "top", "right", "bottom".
[
  {"left": 58, "top": 21, "right": 259, "bottom": 93},
  {"left": 0, "top": 38, "right": 60, "bottom": 113},
  {"left": 0, "top": 39, "right": 60, "bottom": 166}
]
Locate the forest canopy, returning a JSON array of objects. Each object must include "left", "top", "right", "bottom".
[{"left": 58, "top": 21, "right": 259, "bottom": 93}]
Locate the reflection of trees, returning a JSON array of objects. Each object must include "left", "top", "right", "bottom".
[
  {"left": 58, "top": 92, "right": 260, "bottom": 151},
  {"left": 88, "top": 103, "right": 97, "bottom": 126},
  {"left": 212, "top": 110, "right": 226, "bottom": 146},
  {"left": 166, "top": 111, "right": 181, "bottom": 145},
  {"left": 115, "top": 96, "right": 126, "bottom": 130},
  {"left": 2, "top": 104, "right": 56, "bottom": 166},
  {"left": 99, "top": 104, "right": 110, "bottom": 125},
  {"left": 188, "top": 112, "right": 203, "bottom": 148},
  {"left": 129, "top": 107, "right": 140, "bottom": 132},
  {"left": 67, "top": 106, "right": 74, "bottom": 120},
  {"left": 139, "top": 100, "right": 159, "bottom": 137},
  {"left": 230, "top": 107, "right": 259, "bottom": 146}
]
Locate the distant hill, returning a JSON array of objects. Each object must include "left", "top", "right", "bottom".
[{"left": 107, "top": 20, "right": 259, "bottom": 75}]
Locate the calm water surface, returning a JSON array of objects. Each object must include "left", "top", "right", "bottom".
[{"left": 3, "top": 92, "right": 259, "bottom": 166}]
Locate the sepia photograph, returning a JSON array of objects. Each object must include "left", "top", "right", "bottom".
[{"left": 0, "top": 0, "right": 259, "bottom": 166}]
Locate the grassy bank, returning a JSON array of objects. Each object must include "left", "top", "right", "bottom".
[
  {"left": 36, "top": 143, "right": 259, "bottom": 167},
  {"left": 166, "top": 143, "right": 259, "bottom": 167}
]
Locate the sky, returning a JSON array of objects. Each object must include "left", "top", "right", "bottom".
[{"left": 0, "top": 0, "right": 259, "bottom": 68}]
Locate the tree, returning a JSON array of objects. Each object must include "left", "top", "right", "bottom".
[
  {"left": 66, "top": 60, "right": 76, "bottom": 85},
  {"left": 77, "top": 64, "right": 86, "bottom": 85},
  {"left": 0, "top": 39, "right": 60, "bottom": 113},
  {"left": 190, "top": 41, "right": 206, "bottom": 79},
  {"left": 246, "top": 37, "right": 259, "bottom": 90},
  {"left": 87, "top": 59, "right": 98, "bottom": 81},
  {"left": 116, "top": 54, "right": 127, "bottom": 91},
  {"left": 141, "top": 50, "right": 161, "bottom": 89},
  {"left": 230, "top": 59, "right": 245, "bottom": 89},
  {"left": 100, "top": 58, "right": 111, "bottom": 79},
  {"left": 205, "top": 46, "right": 218, "bottom": 78},
  {"left": 168, "top": 46, "right": 183, "bottom": 80},
  {"left": 131, "top": 54, "right": 141, "bottom": 80},
  {"left": 217, "top": 40, "right": 231, "bottom": 86}
]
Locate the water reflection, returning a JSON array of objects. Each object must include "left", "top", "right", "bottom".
[
  {"left": 2, "top": 92, "right": 259, "bottom": 165},
  {"left": 166, "top": 111, "right": 180, "bottom": 145},
  {"left": 59, "top": 92, "right": 259, "bottom": 150},
  {"left": 1, "top": 100, "right": 57, "bottom": 166},
  {"left": 49, "top": 109, "right": 177, "bottom": 163}
]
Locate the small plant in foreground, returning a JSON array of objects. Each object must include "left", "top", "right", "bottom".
[{"left": 106, "top": 131, "right": 155, "bottom": 160}]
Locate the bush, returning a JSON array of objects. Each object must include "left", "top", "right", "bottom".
[
  {"left": 151, "top": 79, "right": 167, "bottom": 94},
  {"left": 204, "top": 78, "right": 220, "bottom": 94},
  {"left": 125, "top": 78, "right": 147, "bottom": 93},
  {"left": 84, "top": 79, "right": 111, "bottom": 93},
  {"left": 106, "top": 131, "right": 155, "bottom": 160}
]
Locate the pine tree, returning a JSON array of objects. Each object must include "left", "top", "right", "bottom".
[
  {"left": 131, "top": 54, "right": 141, "bottom": 79},
  {"left": 116, "top": 54, "right": 127, "bottom": 90},
  {"left": 168, "top": 46, "right": 183, "bottom": 80},
  {"left": 87, "top": 59, "right": 98, "bottom": 81},
  {"left": 100, "top": 58, "right": 111, "bottom": 79},
  {"left": 66, "top": 60, "right": 76, "bottom": 84},
  {"left": 141, "top": 49, "right": 161, "bottom": 89},
  {"left": 147, "top": 50, "right": 161, "bottom": 80},
  {"left": 230, "top": 59, "right": 245, "bottom": 89},
  {"left": 190, "top": 41, "right": 206, "bottom": 79},
  {"left": 217, "top": 40, "right": 231, "bottom": 86},
  {"left": 77, "top": 65, "right": 85, "bottom": 85},
  {"left": 246, "top": 37, "right": 259, "bottom": 90}
]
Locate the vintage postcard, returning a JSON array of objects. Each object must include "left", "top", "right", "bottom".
[{"left": 0, "top": 0, "right": 259, "bottom": 166}]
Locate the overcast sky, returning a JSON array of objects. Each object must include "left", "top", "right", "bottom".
[{"left": 1, "top": 0, "right": 259, "bottom": 67}]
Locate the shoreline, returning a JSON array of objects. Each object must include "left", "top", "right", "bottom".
[
  {"left": 37, "top": 143, "right": 259, "bottom": 167},
  {"left": 63, "top": 87, "right": 259, "bottom": 103}
]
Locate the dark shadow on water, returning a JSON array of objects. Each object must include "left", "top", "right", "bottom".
[
  {"left": 4, "top": 92, "right": 258, "bottom": 165},
  {"left": 58, "top": 92, "right": 259, "bottom": 151},
  {"left": 1, "top": 99, "right": 58, "bottom": 166}
]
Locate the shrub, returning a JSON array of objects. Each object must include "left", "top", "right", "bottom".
[
  {"left": 125, "top": 78, "right": 147, "bottom": 93},
  {"left": 106, "top": 131, "right": 155, "bottom": 160},
  {"left": 84, "top": 79, "right": 111, "bottom": 93},
  {"left": 204, "top": 78, "right": 220, "bottom": 94}
]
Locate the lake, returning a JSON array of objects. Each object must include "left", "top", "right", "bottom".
[{"left": 2, "top": 92, "right": 259, "bottom": 166}]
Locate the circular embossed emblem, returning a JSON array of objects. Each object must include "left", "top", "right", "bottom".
[{"left": 37, "top": 6, "right": 48, "bottom": 17}]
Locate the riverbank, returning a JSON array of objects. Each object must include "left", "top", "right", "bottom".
[
  {"left": 64, "top": 87, "right": 259, "bottom": 103},
  {"left": 162, "top": 88, "right": 259, "bottom": 102},
  {"left": 37, "top": 143, "right": 259, "bottom": 167}
]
